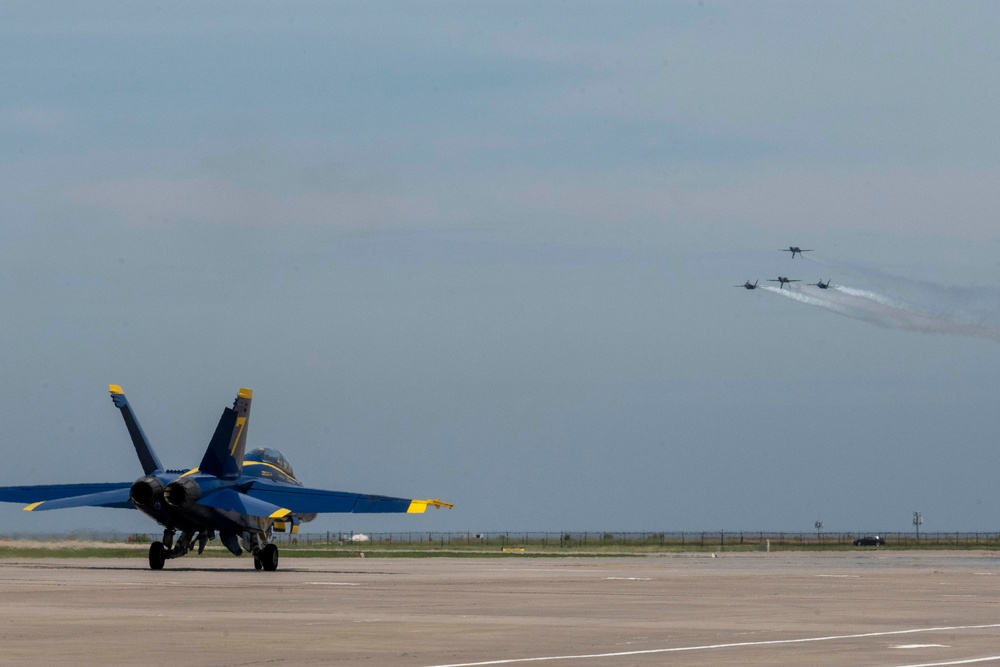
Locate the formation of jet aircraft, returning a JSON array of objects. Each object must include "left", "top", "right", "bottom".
[
  {"left": 738, "top": 247, "right": 833, "bottom": 292},
  {"left": 0, "top": 386, "right": 452, "bottom": 571}
]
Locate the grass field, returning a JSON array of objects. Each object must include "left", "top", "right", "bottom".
[{"left": 2, "top": 534, "right": 998, "bottom": 558}]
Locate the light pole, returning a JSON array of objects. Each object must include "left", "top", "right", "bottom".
[
  {"left": 913, "top": 512, "right": 922, "bottom": 543},
  {"left": 815, "top": 521, "right": 823, "bottom": 545}
]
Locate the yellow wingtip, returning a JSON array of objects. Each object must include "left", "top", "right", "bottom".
[
  {"left": 238, "top": 388, "right": 253, "bottom": 399},
  {"left": 23, "top": 501, "right": 44, "bottom": 512},
  {"left": 407, "top": 498, "right": 454, "bottom": 513},
  {"left": 109, "top": 384, "right": 123, "bottom": 394}
]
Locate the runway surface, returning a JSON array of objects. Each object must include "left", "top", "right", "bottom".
[{"left": 2, "top": 551, "right": 1000, "bottom": 666}]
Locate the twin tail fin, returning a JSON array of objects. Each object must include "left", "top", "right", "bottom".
[{"left": 198, "top": 388, "right": 253, "bottom": 480}]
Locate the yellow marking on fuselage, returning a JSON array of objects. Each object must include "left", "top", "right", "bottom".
[
  {"left": 269, "top": 508, "right": 291, "bottom": 519},
  {"left": 179, "top": 468, "right": 200, "bottom": 477},
  {"left": 109, "top": 384, "right": 124, "bottom": 395},
  {"left": 23, "top": 501, "right": 44, "bottom": 512}
]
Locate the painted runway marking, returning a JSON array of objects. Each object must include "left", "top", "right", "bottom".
[
  {"left": 422, "top": 623, "right": 1000, "bottom": 667},
  {"left": 894, "top": 658, "right": 1000, "bottom": 667},
  {"left": 893, "top": 644, "right": 950, "bottom": 649},
  {"left": 306, "top": 582, "right": 359, "bottom": 586}
]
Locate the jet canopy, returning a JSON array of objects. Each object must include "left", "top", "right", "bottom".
[{"left": 245, "top": 447, "right": 295, "bottom": 478}]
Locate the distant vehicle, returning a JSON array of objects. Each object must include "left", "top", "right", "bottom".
[
  {"left": 735, "top": 280, "right": 759, "bottom": 290},
  {"left": 809, "top": 279, "right": 832, "bottom": 289},
  {"left": 768, "top": 277, "right": 801, "bottom": 289},
  {"left": 781, "top": 246, "right": 813, "bottom": 258},
  {"left": 853, "top": 535, "right": 885, "bottom": 547}
]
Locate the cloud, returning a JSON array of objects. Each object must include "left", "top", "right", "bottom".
[
  {"left": 683, "top": 169, "right": 1000, "bottom": 240},
  {"left": 63, "top": 177, "right": 439, "bottom": 228}
]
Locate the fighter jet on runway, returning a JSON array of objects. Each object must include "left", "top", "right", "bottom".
[
  {"left": 0, "top": 386, "right": 452, "bottom": 571},
  {"left": 768, "top": 277, "right": 801, "bottom": 289},
  {"left": 736, "top": 280, "right": 759, "bottom": 290},
  {"left": 781, "top": 247, "right": 813, "bottom": 258}
]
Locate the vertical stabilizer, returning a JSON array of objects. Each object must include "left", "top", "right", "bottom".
[
  {"left": 109, "top": 385, "right": 163, "bottom": 475},
  {"left": 198, "top": 388, "right": 253, "bottom": 480}
]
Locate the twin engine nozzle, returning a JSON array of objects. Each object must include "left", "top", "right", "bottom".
[
  {"left": 164, "top": 477, "right": 201, "bottom": 509},
  {"left": 130, "top": 475, "right": 201, "bottom": 510},
  {"left": 129, "top": 476, "right": 164, "bottom": 507}
]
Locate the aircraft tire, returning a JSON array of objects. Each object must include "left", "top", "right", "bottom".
[
  {"left": 261, "top": 544, "right": 279, "bottom": 572},
  {"left": 253, "top": 556, "right": 263, "bottom": 571},
  {"left": 149, "top": 541, "right": 166, "bottom": 570}
]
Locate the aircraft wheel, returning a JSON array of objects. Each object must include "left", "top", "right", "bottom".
[
  {"left": 149, "top": 541, "right": 166, "bottom": 570},
  {"left": 261, "top": 543, "right": 279, "bottom": 572},
  {"left": 253, "top": 556, "right": 263, "bottom": 571}
]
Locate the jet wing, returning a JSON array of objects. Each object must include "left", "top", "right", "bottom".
[
  {"left": 22, "top": 488, "right": 133, "bottom": 511},
  {"left": 0, "top": 483, "right": 134, "bottom": 510},
  {"left": 245, "top": 479, "right": 453, "bottom": 514}
]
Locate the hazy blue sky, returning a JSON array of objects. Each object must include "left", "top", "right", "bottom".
[{"left": 3, "top": 2, "right": 1000, "bottom": 536}]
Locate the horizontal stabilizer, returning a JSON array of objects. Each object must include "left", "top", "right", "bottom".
[
  {"left": 246, "top": 480, "right": 453, "bottom": 515},
  {"left": 197, "top": 488, "right": 291, "bottom": 519},
  {"left": 22, "top": 487, "right": 133, "bottom": 511},
  {"left": 0, "top": 482, "right": 131, "bottom": 505}
]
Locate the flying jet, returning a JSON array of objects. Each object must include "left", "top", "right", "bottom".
[
  {"left": 0, "top": 385, "right": 452, "bottom": 571},
  {"left": 809, "top": 279, "right": 832, "bottom": 289},
  {"left": 781, "top": 247, "right": 813, "bottom": 258},
  {"left": 768, "top": 277, "right": 800, "bottom": 289},
  {"left": 735, "top": 280, "right": 759, "bottom": 290}
]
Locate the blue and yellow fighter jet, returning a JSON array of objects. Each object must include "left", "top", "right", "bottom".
[{"left": 0, "top": 385, "right": 452, "bottom": 571}]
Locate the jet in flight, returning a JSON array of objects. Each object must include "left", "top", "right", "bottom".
[
  {"left": 781, "top": 247, "right": 813, "bottom": 258},
  {"left": 810, "top": 279, "right": 832, "bottom": 289},
  {"left": 0, "top": 386, "right": 452, "bottom": 571},
  {"left": 735, "top": 280, "right": 759, "bottom": 290},
  {"left": 768, "top": 277, "right": 800, "bottom": 289}
]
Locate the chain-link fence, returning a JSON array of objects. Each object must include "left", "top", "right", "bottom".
[{"left": 259, "top": 531, "right": 1000, "bottom": 549}]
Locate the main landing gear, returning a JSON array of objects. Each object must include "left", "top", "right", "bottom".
[
  {"left": 146, "top": 528, "right": 280, "bottom": 571},
  {"left": 147, "top": 528, "right": 211, "bottom": 570},
  {"left": 253, "top": 543, "right": 279, "bottom": 571},
  {"left": 149, "top": 540, "right": 166, "bottom": 570}
]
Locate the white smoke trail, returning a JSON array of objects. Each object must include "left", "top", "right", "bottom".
[
  {"left": 760, "top": 280, "right": 1000, "bottom": 343},
  {"left": 806, "top": 254, "right": 1000, "bottom": 323},
  {"left": 759, "top": 285, "right": 856, "bottom": 315},
  {"left": 833, "top": 285, "right": 912, "bottom": 311}
]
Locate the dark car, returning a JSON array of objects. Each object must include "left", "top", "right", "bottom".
[{"left": 853, "top": 535, "right": 885, "bottom": 547}]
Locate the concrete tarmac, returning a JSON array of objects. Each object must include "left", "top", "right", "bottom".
[{"left": 2, "top": 551, "right": 1000, "bottom": 666}]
